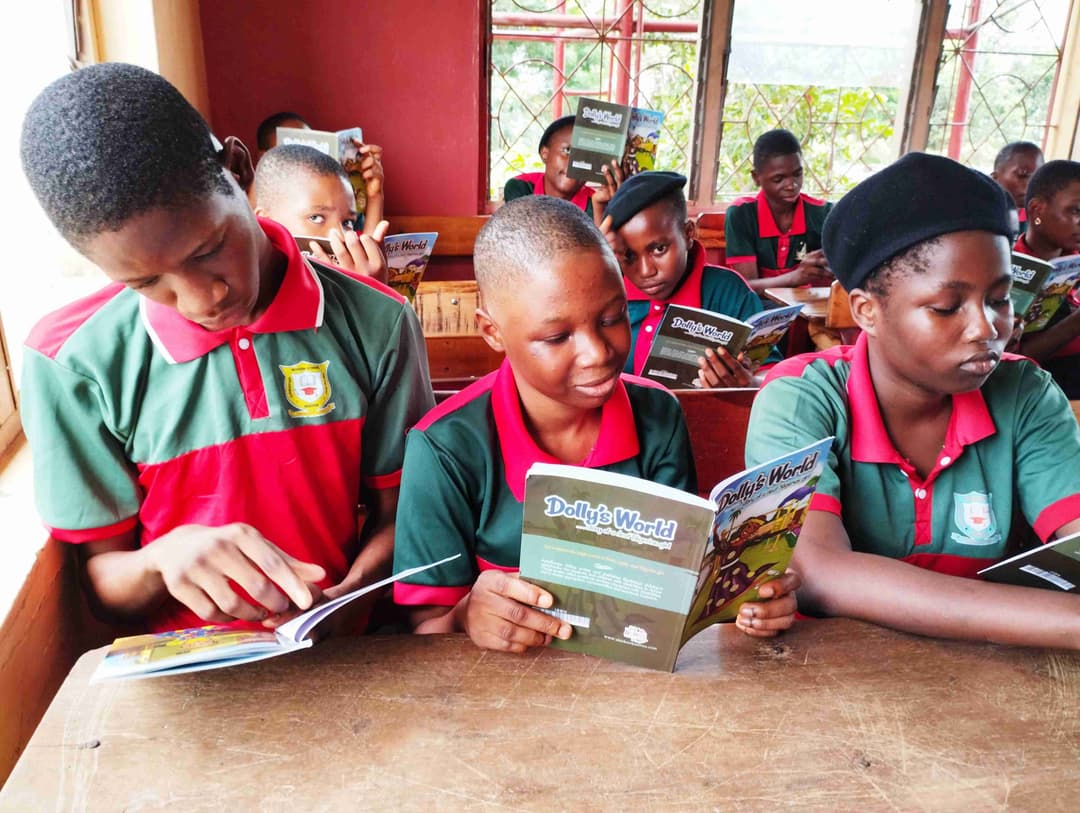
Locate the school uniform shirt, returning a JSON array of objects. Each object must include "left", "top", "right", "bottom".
[
  {"left": 744, "top": 333, "right": 1080, "bottom": 577},
  {"left": 1014, "top": 233, "right": 1080, "bottom": 357},
  {"left": 724, "top": 191, "right": 832, "bottom": 278},
  {"left": 21, "top": 217, "right": 434, "bottom": 633},
  {"left": 392, "top": 360, "right": 695, "bottom": 606},
  {"left": 503, "top": 172, "right": 595, "bottom": 218},
  {"left": 623, "top": 239, "right": 782, "bottom": 375}
]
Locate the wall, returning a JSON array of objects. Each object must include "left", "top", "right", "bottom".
[{"left": 199, "top": 0, "right": 486, "bottom": 218}]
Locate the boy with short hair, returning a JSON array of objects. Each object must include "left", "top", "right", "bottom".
[
  {"left": 601, "top": 171, "right": 779, "bottom": 388},
  {"left": 19, "top": 64, "right": 433, "bottom": 633},
  {"left": 503, "top": 114, "right": 596, "bottom": 218},
  {"left": 724, "top": 129, "right": 834, "bottom": 293},
  {"left": 991, "top": 141, "right": 1044, "bottom": 235},
  {"left": 253, "top": 143, "right": 388, "bottom": 282},
  {"left": 392, "top": 196, "right": 799, "bottom": 651},
  {"left": 746, "top": 152, "right": 1080, "bottom": 649}
]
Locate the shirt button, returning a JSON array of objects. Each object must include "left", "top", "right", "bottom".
[
  {"left": 237, "top": 338, "right": 251, "bottom": 350},
  {"left": 939, "top": 456, "right": 952, "bottom": 466},
  {"left": 653, "top": 304, "right": 662, "bottom": 312},
  {"left": 645, "top": 325, "right": 654, "bottom": 333},
  {"left": 915, "top": 488, "right": 927, "bottom": 499}
]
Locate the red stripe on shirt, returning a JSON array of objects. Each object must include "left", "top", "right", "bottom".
[
  {"left": 902, "top": 552, "right": 997, "bottom": 579},
  {"left": 415, "top": 370, "right": 498, "bottom": 431},
  {"left": 48, "top": 514, "right": 139, "bottom": 544},
  {"left": 26, "top": 284, "right": 127, "bottom": 360},
  {"left": 1033, "top": 493, "right": 1080, "bottom": 541},
  {"left": 394, "top": 581, "right": 470, "bottom": 606}
]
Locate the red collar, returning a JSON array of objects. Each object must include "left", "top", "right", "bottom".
[
  {"left": 491, "top": 359, "right": 641, "bottom": 500},
  {"left": 1014, "top": 233, "right": 1080, "bottom": 259},
  {"left": 141, "top": 217, "right": 325, "bottom": 364},
  {"left": 846, "top": 333, "right": 996, "bottom": 466},
  {"left": 755, "top": 190, "right": 821, "bottom": 238},
  {"left": 519, "top": 171, "right": 595, "bottom": 212},
  {"left": 622, "top": 239, "right": 707, "bottom": 307},
  {"left": 1018, "top": 208, "right": 1027, "bottom": 224}
]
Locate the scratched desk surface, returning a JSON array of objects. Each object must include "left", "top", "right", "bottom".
[{"left": 2, "top": 620, "right": 1078, "bottom": 812}]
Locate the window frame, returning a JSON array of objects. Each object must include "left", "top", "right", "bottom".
[{"left": 0, "top": 312, "right": 21, "bottom": 461}]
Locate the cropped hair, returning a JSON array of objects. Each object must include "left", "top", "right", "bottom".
[
  {"left": 993, "top": 141, "right": 1042, "bottom": 172},
  {"left": 474, "top": 196, "right": 614, "bottom": 301},
  {"left": 21, "top": 63, "right": 232, "bottom": 249},
  {"left": 862, "top": 237, "right": 941, "bottom": 298},
  {"left": 253, "top": 144, "right": 350, "bottom": 208},
  {"left": 1026, "top": 160, "right": 1080, "bottom": 208},
  {"left": 753, "top": 129, "right": 802, "bottom": 170},
  {"left": 256, "top": 111, "right": 310, "bottom": 151}
]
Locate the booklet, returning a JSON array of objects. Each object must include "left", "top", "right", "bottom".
[
  {"left": 1009, "top": 252, "right": 1052, "bottom": 321},
  {"left": 978, "top": 531, "right": 1080, "bottom": 592},
  {"left": 276, "top": 125, "right": 366, "bottom": 212},
  {"left": 640, "top": 303, "right": 803, "bottom": 389},
  {"left": 91, "top": 554, "right": 460, "bottom": 682},
  {"left": 567, "top": 98, "right": 664, "bottom": 182},
  {"left": 383, "top": 232, "right": 438, "bottom": 303},
  {"left": 518, "top": 438, "right": 832, "bottom": 672},
  {"left": 1021, "top": 255, "right": 1080, "bottom": 333}
]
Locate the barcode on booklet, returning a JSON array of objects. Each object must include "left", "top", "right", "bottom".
[
  {"left": 1020, "top": 564, "right": 1076, "bottom": 591},
  {"left": 539, "top": 607, "right": 591, "bottom": 628}
]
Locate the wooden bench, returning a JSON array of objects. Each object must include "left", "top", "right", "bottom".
[
  {"left": 425, "top": 335, "right": 502, "bottom": 384},
  {"left": 694, "top": 211, "right": 726, "bottom": 267},
  {"left": 414, "top": 280, "right": 481, "bottom": 335},
  {"left": 388, "top": 216, "right": 488, "bottom": 257},
  {"left": 674, "top": 388, "right": 755, "bottom": 496}
]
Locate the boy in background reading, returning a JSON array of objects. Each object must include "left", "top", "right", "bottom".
[
  {"left": 503, "top": 114, "right": 596, "bottom": 218},
  {"left": 253, "top": 144, "right": 389, "bottom": 283},
  {"left": 746, "top": 152, "right": 1080, "bottom": 649},
  {"left": 19, "top": 64, "right": 433, "bottom": 633},
  {"left": 724, "top": 129, "right": 834, "bottom": 293},
  {"left": 991, "top": 141, "right": 1044, "bottom": 236},
  {"left": 392, "top": 196, "right": 799, "bottom": 652}
]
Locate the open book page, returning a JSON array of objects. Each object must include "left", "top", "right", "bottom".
[
  {"left": 641, "top": 304, "right": 752, "bottom": 389},
  {"left": 681, "top": 437, "right": 833, "bottom": 644},
  {"left": 743, "top": 304, "right": 804, "bottom": 367},
  {"left": 623, "top": 107, "right": 663, "bottom": 174},
  {"left": 383, "top": 232, "right": 438, "bottom": 303},
  {"left": 1022, "top": 256, "right": 1080, "bottom": 333}
]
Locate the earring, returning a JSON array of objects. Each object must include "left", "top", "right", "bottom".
[{"left": 1035, "top": 217, "right": 1042, "bottom": 225}]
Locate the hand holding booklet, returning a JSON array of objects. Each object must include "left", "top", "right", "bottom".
[
  {"left": 92, "top": 555, "right": 459, "bottom": 682},
  {"left": 518, "top": 438, "right": 832, "bottom": 671}
]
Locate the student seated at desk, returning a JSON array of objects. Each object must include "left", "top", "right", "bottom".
[
  {"left": 503, "top": 115, "right": 596, "bottom": 218},
  {"left": 746, "top": 152, "right": 1080, "bottom": 650},
  {"left": 600, "top": 171, "right": 779, "bottom": 388},
  {"left": 255, "top": 110, "right": 310, "bottom": 163},
  {"left": 991, "top": 141, "right": 1044, "bottom": 236},
  {"left": 253, "top": 144, "right": 388, "bottom": 282},
  {"left": 393, "top": 196, "right": 799, "bottom": 652},
  {"left": 724, "top": 129, "right": 834, "bottom": 294},
  {"left": 19, "top": 64, "right": 434, "bottom": 633},
  {"left": 1014, "top": 160, "right": 1080, "bottom": 397}
]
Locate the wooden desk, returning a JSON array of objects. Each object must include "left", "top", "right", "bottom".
[
  {"left": 763, "top": 287, "right": 830, "bottom": 356},
  {"left": 4, "top": 620, "right": 1079, "bottom": 810}
]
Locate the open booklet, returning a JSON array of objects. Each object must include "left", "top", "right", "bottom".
[
  {"left": 1020, "top": 254, "right": 1080, "bottom": 332},
  {"left": 518, "top": 438, "right": 832, "bottom": 671},
  {"left": 276, "top": 125, "right": 367, "bottom": 212},
  {"left": 384, "top": 232, "right": 438, "bottom": 303},
  {"left": 567, "top": 97, "right": 664, "bottom": 182},
  {"left": 91, "top": 554, "right": 460, "bottom": 682},
  {"left": 641, "top": 303, "right": 803, "bottom": 389},
  {"left": 978, "top": 531, "right": 1080, "bottom": 592}
]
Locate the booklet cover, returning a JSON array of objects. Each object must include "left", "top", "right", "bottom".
[
  {"left": 91, "top": 555, "right": 459, "bottom": 682},
  {"left": 641, "top": 303, "right": 802, "bottom": 389},
  {"left": 276, "top": 125, "right": 366, "bottom": 212},
  {"left": 623, "top": 107, "right": 664, "bottom": 174},
  {"left": 383, "top": 232, "right": 438, "bottom": 303},
  {"left": 1021, "top": 255, "right": 1080, "bottom": 333},
  {"left": 978, "top": 531, "right": 1080, "bottom": 592},
  {"left": 518, "top": 438, "right": 832, "bottom": 672},
  {"left": 1010, "top": 252, "right": 1053, "bottom": 321},
  {"left": 567, "top": 98, "right": 632, "bottom": 183}
]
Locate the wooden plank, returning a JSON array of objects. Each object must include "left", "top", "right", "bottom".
[
  {"left": 675, "top": 388, "right": 755, "bottom": 496},
  {"left": 824, "top": 280, "right": 857, "bottom": 329},
  {"left": 389, "top": 216, "right": 488, "bottom": 257},
  {"left": 425, "top": 335, "right": 503, "bottom": 380},
  {"left": 414, "top": 281, "right": 481, "bottom": 335},
  {"left": 694, "top": 211, "right": 726, "bottom": 251}
]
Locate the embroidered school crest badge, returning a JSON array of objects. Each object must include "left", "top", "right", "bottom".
[
  {"left": 279, "top": 360, "right": 335, "bottom": 418},
  {"left": 950, "top": 491, "right": 1001, "bottom": 546}
]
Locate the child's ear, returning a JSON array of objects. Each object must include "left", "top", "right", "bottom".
[
  {"left": 475, "top": 307, "right": 506, "bottom": 353},
  {"left": 1027, "top": 196, "right": 1045, "bottom": 222},
  {"left": 253, "top": 205, "right": 269, "bottom": 218},
  {"left": 683, "top": 218, "right": 696, "bottom": 243},
  {"left": 848, "top": 288, "right": 880, "bottom": 336},
  {"left": 990, "top": 169, "right": 1000, "bottom": 181},
  {"left": 750, "top": 168, "right": 761, "bottom": 187},
  {"left": 219, "top": 136, "right": 255, "bottom": 192},
  {"left": 539, "top": 145, "right": 551, "bottom": 165}
]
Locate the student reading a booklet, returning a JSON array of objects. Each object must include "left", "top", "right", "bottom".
[
  {"left": 255, "top": 110, "right": 310, "bottom": 162},
  {"left": 252, "top": 144, "right": 390, "bottom": 283},
  {"left": 990, "top": 141, "right": 1044, "bottom": 236},
  {"left": 503, "top": 114, "right": 597, "bottom": 218},
  {"left": 1013, "top": 160, "right": 1080, "bottom": 396},
  {"left": 598, "top": 171, "right": 781, "bottom": 388},
  {"left": 392, "top": 196, "right": 799, "bottom": 653},
  {"left": 19, "top": 64, "right": 434, "bottom": 635},
  {"left": 746, "top": 152, "right": 1080, "bottom": 650}
]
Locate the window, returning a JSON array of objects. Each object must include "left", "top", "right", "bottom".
[{"left": 486, "top": 0, "right": 1079, "bottom": 207}]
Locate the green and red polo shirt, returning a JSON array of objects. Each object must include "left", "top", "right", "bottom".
[
  {"left": 503, "top": 172, "right": 595, "bottom": 218},
  {"left": 392, "top": 360, "right": 696, "bottom": 606},
  {"left": 623, "top": 240, "right": 781, "bottom": 375},
  {"left": 22, "top": 217, "right": 434, "bottom": 632},
  {"left": 724, "top": 191, "right": 832, "bottom": 278},
  {"left": 745, "top": 333, "right": 1080, "bottom": 578}
]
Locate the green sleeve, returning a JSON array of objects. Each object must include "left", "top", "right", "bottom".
[
  {"left": 392, "top": 429, "right": 482, "bottom": 605},
  {"left": 723, "top": 203, "right": 758, "bottom": 263},
  {"left": 361, "top": 304, "right": 435, "bottom": 487},
  {"left": 503, "top": 177, "right": 534, "bottom": 203},
  {"left": 20, "top": 348, "right": 140, "bottom": 538}
]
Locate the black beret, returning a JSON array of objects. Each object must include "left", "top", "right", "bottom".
[
  {"left": 539, "top": 115, "right": 576, "bottom": 151},
  {"left": 824, "top": 152, "right": 1014, "bottom": 291},
  {"left": 606, "top": 171, "right": 687, "bottom": 230}
]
